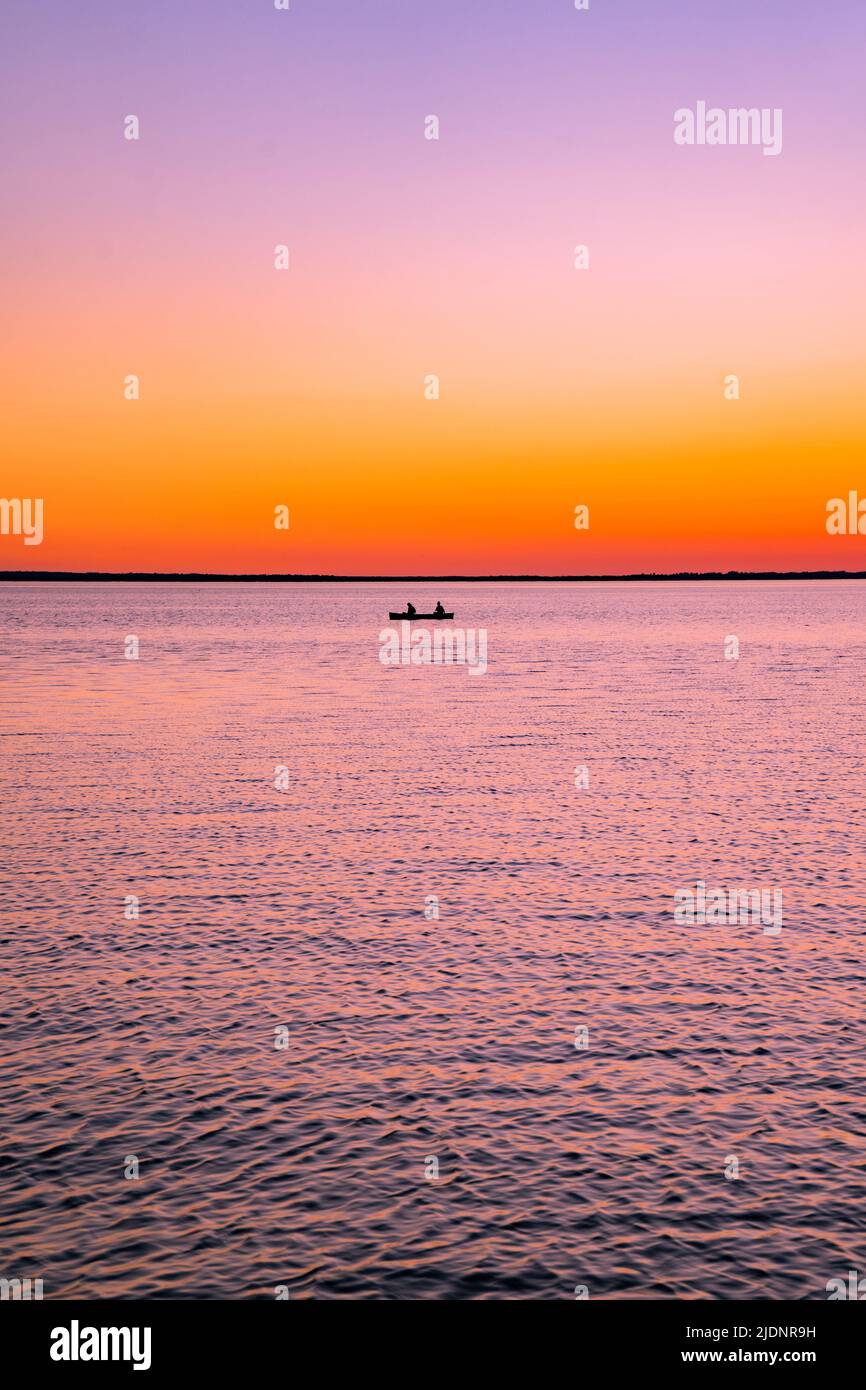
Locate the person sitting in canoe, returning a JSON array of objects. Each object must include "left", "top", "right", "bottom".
[
  {"left": 406, "top": 602, "right": 416, "bottom": 617},
  {"left": 433, "top": 601, "right": 445, "bottom": 617}
]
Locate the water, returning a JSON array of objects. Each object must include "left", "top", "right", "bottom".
[{"left": 1, "top": 580, "right": 864, "bottom": 1299}]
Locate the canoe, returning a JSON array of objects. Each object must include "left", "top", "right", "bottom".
[{"left": 389, "top": 611, "right": 454, "bottom": 620}]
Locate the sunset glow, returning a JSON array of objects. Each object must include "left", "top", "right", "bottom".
[{"left": 3, "top": 0, "right": 864, "bottom": 573}]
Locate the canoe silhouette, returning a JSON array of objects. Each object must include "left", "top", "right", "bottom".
[{"left": 389, "top": 611, "right": 454, "bottom": 620}]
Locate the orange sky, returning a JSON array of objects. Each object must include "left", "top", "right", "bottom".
[{"left": 2, "top": 1, "right": 865, "bottom": 573}]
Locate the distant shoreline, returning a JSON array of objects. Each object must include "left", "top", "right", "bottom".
[{"left": 2, "top": 571, "right": 866, "bottom": 584}]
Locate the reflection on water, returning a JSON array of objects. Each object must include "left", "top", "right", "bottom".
[{"left": 1, "top": 581, "right": 864, "bottom": 1298}]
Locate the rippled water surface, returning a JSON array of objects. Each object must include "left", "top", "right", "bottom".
[{"left": 1, "top": 580, "right": 865, "bottom": 1299}]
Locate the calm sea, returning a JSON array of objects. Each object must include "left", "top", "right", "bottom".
[{"left": 1, "top": 580, "right": 864, "bottom": 1298}]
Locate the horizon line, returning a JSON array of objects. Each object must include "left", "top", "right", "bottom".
[{"left": 2, "top": 570, "right": 866, "bottom": 583}]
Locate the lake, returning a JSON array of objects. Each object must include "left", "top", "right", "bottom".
[{"left": 1, "top": 580, "right": 864, "bottom": 1298}]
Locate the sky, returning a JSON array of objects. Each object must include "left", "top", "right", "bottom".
[{"left": 2, "top": 0, "right": 865, "bottom": 574}]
